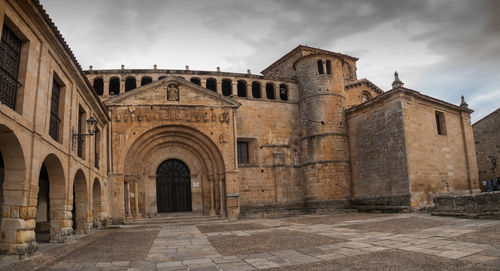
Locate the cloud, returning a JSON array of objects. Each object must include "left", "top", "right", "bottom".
[{"left": 40, "top": 0, "right": 499, "bottom": 121}]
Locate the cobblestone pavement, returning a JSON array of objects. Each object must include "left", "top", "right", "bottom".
[{"left": 5, "top": 213, "right": 500, "bottom": 270}]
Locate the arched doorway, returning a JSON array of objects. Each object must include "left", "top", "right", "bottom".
[
  {"left": 72, "top": 170, "right": 88, "bottom": 233},
  {"left": 156, "top": 159, "right": 191, "bottom": 213},
  {"left": 35, "top": 164, "right": 50, "bottom": 242},
  {"left": 92, "top": 178, "right": 102, "bottom": 228}
]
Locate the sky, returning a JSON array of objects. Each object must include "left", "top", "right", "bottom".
[{"left": 39, "top": 0, "right": 499, "bottom": 123}]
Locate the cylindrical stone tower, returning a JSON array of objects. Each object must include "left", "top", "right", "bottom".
[{"left": 295, "top": 54, "right": 351, "bottom": 203}]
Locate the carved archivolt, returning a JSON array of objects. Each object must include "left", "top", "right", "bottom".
[{"left": 123, "top": 125, "right": 225, "bottom": 178}]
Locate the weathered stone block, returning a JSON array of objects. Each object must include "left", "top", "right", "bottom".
[
  {"left": 1, "top": 218, "right": 26, "bottom": 230},
  {"left": 16, "top": 230, "right": 35, "bottom": 243}
]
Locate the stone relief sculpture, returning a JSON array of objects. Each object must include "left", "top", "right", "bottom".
[{"left": 167, "top": 83, "right": 179, "bottom": 101}]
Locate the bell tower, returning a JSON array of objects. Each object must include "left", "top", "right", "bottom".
[{"left": 294, "top": 54, "right": 352, "bottom": 203}]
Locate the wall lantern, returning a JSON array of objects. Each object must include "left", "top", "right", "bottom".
[{"left": 72, "top": 116, "right": 97, "bottom": 150}]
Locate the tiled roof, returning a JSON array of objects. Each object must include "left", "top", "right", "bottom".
[
  {"left": 346, "top": 86, "right": 473, "bottom": 114},
  {"left": 31, "top": 0, "right": 109, "bottom": 118},
  {"left": 344, "top": 78, "right": 384, "bottom": 94},
  {"left": 261, "top": 45, "right": 358, "bottom": 75},
  {"left": 472, "top": 107, "right": 500, "bottom": 126}
]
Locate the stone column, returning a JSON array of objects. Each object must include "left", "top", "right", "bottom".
[
  {"left": 273, "top": 83, "right": 278, "bottom": 100},
  {"left": 216, "top": 80, "right": 222, "bottom": 95},
  {"left": 125, "top": 182, "right": 132, "bottom": 218},
  {"left": 201, "top": 79, "right": 206, "bottom": 88},
  {"left": 219, "top": 177, "right": 226, "bottom": 217},
  {"left": 322, "top": 60, "right": 327, "bottom": 74},
  {"left": 231, "top": 81, "right": 237, "bottom": 96},
  {"left": 103, "top": 79, "right": 110, "bottom": 97},
  {"left": 209, "top": 179, "right": 216, "bottom": 216},
  {"left": 247, "top": 82, "right": 252, "bottom": 98},
  {"left": 134, "top": 182, "right": 139, "bottom": 217},
  {"left": 119, "top": 80, "right": 125, "bottom": 95}
]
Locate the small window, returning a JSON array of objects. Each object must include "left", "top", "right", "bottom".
[
  {"left": 77, "top": 106, "right": 86, "bottom": 159},
  {"left": 222, "top": 79, "right": 232, "bottom": 96},
  {"left": 109, "top": 77, "right": 120, "bottom": 95},
  {"left": 326, "top": 60, "right": 332, "bottom": 74},
  {"left": 266, "top": 83, "right": 275, "bottom": 99},
  {"left": 279, "top": 84, "right": 288, "bottom": 101},
  {"left": 361, "top": 91, "right": 371, "bottom": 103},
  {"left": 237, "top": 80, "right": 246, "bottom": 97},
  {"left": 435, "top": 111, "right": 446, "bottom": 135},
  {"left": 158, "top": 76, "right": 167, "bottom": 80},
  {"left": 49, "top": 77, "right": 62, "bottom": 141},
  {"left": 317, "top": 60, "right": 324, "bottom": 74},
  {"left": 190, "top": 77, "right": 201, "bottom": 85},
  {"left": 237, "top": 141, "right": 249, "bottom": 164},
  {"left": 141, "top": 76, "right": 152, "bottom": 86},
  {"left": 94, "top": 128, "right": 100, "bottom": 169},
  {"left": 206, "top": 78, "right": 216, "bottom": 92},
  {"left": 0, "top": 24, "right": 22, "bottom": 110},
  {"left": 252, "top": 82, "right": 261, "bottom": 98},
  {"left": 93, "top": 78, "right": 103, "bottom": 95},
  {"left": 125, "top": 77, "right": 136, "bottom": 92}
]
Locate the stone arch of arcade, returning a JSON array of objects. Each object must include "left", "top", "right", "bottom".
[
  {"left": 123, "top": 125, "right": 226, "bottom": 217},
  {"left": 0, "top": 124, "right": 28, "bottom": 254},
  {"left": 72, "top": 169, "right": 90, "bottom": 233},
  {"left": 35, "top": 153, "right": 68, "bottom": 243}
]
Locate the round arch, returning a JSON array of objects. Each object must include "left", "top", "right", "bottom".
[
  {"left": 72, "top": 169, "right": 89, "bottom": 233},
  {"left": 122, "top": 125, "right": 226, "bottom": 216},
  {"left": 92, "top": 178, "right": 103, "bottom": 228},
  {"left": 0, "top": 124, "right": 27, "bottom": 252},
  {"left": 35, "top": 153, "right": 67, "bottom": 242}
]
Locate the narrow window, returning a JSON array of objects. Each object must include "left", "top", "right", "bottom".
[
  {"left": 0, "top": 24, "right": 22, "bottom": 110},
  {"left": 222, "top": 79, "right": 232, "bottom": 96},
  {"left": 252, "top": 82, "right": 261, "bottom": 98},
  {"left": 158, "top": 76, "right": 167, "bottom": 80},
  {"left": 77, "top": 106, "right": 86, "bottom": 159},
  {"left": 237, "top": 141, "right": 249, "bottom": 164},
  {"left": 237, "top": 80, "right": 246, "bottom": 97},
  {"left": 109, "top": 77, "right": 120, "bottom": 95},
  {"left": 125, "top": 77, "right": 136, "bottom": 92},
  {"left": 206, "top": 78, "right": 216, "bottom": 92},
  {"left": 266, "top": 83, "right": 275, "bottom": 99},
  {"left": 326, "top": 60, "right": 332, "bottom": 74},
  {"left": 190, "top": 77, "right": 201, "bottom": 86},
  {"left": 49, "top": 78, "right": 61, "bottom": 141},
  {"left": 279, "top": 84, "right": 288, "bottom": 101},
  {"left": 435, "top": 111, "right": 446, "bottom": 135},
  {"left": 141, "top": 76, "right": 152, "bottom": 86},
  {"left": 93, "top": 78, "right": 103, "bottom": 95},
  {"left": 361, "top": 91, "right": 371, "bottom": 103},
  {"left": 317, "top": 60, "right": 324, "bottom": 74},
  {"left": 94, "top": 128, "right": 100, "bottom": 169}
]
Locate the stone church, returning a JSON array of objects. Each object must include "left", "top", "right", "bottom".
[{"left": 0, "top": 0, "right": 480, "bottom": 255}]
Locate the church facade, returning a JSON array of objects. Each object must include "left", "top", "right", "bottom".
[{"left": 0, "top": 0, "right": 480, "bottom": 255}]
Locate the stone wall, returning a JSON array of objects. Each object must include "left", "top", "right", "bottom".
[
  {"left": 432, "top": 191, "right": 500, "bottom": 219},
  {"left": 473, "top": 108, "right": 499, "bottom": 189},
  {"left": 401, "top": 92, "right": 479, "bottom": 207},
  {"left": 347, "top": 93, "right": 410, "bottom": 210}
]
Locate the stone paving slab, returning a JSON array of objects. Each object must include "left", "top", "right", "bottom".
[{"left": 11, "top": 213, "right": 500, "bottom": 271}]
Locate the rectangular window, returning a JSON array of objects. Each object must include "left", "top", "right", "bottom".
[
  {"left": 77, "top": 106, "right": 86, "bottom": 158},
  {"left": 237, "top": 141, "right": 249, "bottom": 164},
  {"left": 94, "top": 128, "right": 100, "bottom": 169},
  {"left": 435, "top": 111, "right": 446, "bottom": 135},
  {"left": 0, "top": 24, "right": 22, "bottom": 110},
  {"left": 49, "top": 79, "right": 61, "bottom": 141}
]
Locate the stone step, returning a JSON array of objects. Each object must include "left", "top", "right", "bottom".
[{"left": 121, "top": 214, "right": 228, "bottom": 227}]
